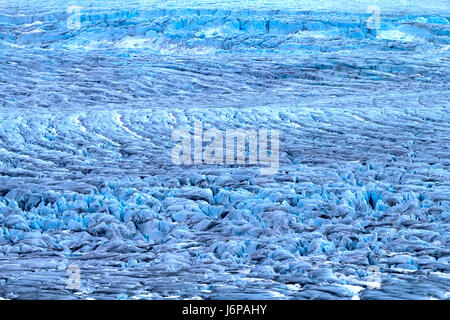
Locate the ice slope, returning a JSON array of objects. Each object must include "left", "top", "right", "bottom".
[{"left": 0, "top": 0, "right": 449, "bottom": 299}]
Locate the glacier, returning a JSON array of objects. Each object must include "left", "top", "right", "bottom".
[{"left": 0, "top": 0, "right": 449, "bottom": 299}]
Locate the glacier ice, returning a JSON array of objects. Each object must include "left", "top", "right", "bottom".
[{"left": 0, "top": 0, "right": 449, "bottom": 300}]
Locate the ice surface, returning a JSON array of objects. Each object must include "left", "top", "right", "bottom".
[{"left": 0, "top": 0, "right": 449, "bottom": 299}]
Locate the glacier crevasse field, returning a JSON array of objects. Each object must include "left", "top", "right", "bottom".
[{"left": 0, "top": 0, "right": 449, "bottom": 299}]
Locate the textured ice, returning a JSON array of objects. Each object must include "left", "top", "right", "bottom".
[{"left": 0, "top": 0, "right": 449, "bottom": 299}]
